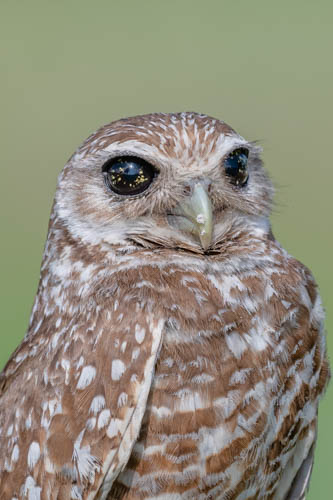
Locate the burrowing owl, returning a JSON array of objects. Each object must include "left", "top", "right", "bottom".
[{"left": 0, "top": 113, "right": 329, "bottom": 499}]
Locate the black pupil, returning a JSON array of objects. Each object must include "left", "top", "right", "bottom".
[
  {"left": 224, "top": 148, "right": 249, "bottom": 186},
  {"left": 103, "top": 157, "right": 155, "bottom": 195}
]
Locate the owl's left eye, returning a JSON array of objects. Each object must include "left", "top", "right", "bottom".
[
  {"left": 224, "top": 148, "right": 249, "bottom": 187},
  {"left": 102, "top": 156, "right": 157, "bottom": 195}
]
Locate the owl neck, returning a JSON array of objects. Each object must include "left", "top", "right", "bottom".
[{"left": 25, "top": 213, "right": 274, "bottom": 342}]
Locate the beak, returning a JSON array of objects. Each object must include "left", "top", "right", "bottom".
[{"left": 171, "top": 181, "right": 213, "bottom": 250}]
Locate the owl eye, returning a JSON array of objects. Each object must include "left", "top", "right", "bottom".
[
  {"left": 224, "top": 148, "right": 249, "bottom": 187},
  {"left": 103, "top": 156, "right": 157, "bottom": 195}
]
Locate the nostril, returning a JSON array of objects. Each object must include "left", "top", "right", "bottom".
[{"left": 207, "top": 184, "right": 213, "bottom": 194}]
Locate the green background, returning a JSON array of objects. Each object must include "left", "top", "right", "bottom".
[{"left": 1, "top": 1, "right": 332, "bottom": 497}]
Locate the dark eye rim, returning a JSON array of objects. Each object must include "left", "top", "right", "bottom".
[
  {"left": 102, "top": 155, "right": 158, "bottom": 196},
  {"left": 224, "top": 147, "right": 250, "bottom": 187}
]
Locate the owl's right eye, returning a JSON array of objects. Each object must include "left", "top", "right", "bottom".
[
  {"left": 224, "top": 148, "right": 249, "bottom": 187},
  {"left": 102, "top": 156, "right": 157, "bottom": 196}
]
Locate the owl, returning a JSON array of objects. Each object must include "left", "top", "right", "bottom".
[{"left": 0, "top": 112, "right": 329, "bottom": 500}]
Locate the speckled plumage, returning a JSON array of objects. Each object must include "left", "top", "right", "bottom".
[{"left": 0, "top": 112, "right": 329, "bottom": 499}]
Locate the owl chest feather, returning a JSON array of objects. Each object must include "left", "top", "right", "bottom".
[{"left": 108, "top": 247, "right": 328, "bottom": 499}]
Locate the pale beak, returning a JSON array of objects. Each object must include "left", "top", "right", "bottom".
[{"left": 170, "top": 181, "right": 213, "bottom": 250}]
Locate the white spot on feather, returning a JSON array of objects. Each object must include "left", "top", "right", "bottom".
[
  {"left": 117, "top": 392, "right": 128, "bottom": 407},
  {"left": 89, "top": 395, "right": 106, "bottom": 415},
  {"left": 225, "top": 332, "right": 247, "bottom": 359},
  {"left": 77, "top": 365, "right": 96, "bottom": 390},
  {"left": 107, "top": 418, "right": 122, "bottom": 438},
  {"left": 176, "top": 392, "right": 207, "bottom": 412},
  {"left": 135, "top": 325, "right": 146, "bottom": 344},
  {"left": 98, "top": 409, "right": 111, "bottom": 430},
  {"left": 15, "top": 352, "right": 28, "bottom": 363},
  {"left": 131, "top": 347, "right": 140, "bottom": 361},
  {"left": 163, "top": 357, "right": 174, "bottom": 368},
  {"left": 25, "top": 412, "right": 32, "bottom": 430},
  {"left": 72, "top": 429, "right": 100, "bottom": 482},
  {"left": 111, "top": 359, "right": 126, "bottom": 381},
  {"left": 61, "top": 358, "right": 71, "bottom": 384},
  {"left": 11, "top": 444, "right": 19, "bottom": 463},
  {"left": 27, "top": 441, "right": 40, "bottom": 470},
  {"left": 86, "top": 418, "right": 96, "bottom": 431},
  {"left": 191, "top": 373, "right": 215, "bottom": 384},
  {"left": 214, "top": 390, "right": 241, "bottom": 418},
  {"left": 151, "top": 405, "right": 172, "bottom": 418},
  {"left": 23, "top": 476, "right": 41, "bottom": 500},
  {"left": 229, "top": 368, "right": 252, "bottom": 385}
]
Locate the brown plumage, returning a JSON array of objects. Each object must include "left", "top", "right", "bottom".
[{"left": 0, "top": 112, "right": 329, "bottom": 499}]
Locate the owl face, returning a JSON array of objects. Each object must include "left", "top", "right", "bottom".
[{"left": 55, "top": 113, "right": 273, "bottom": 253}]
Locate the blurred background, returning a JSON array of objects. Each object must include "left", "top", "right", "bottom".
[{"left": 1, "top": 0, "right": 332, "bottom": 496}]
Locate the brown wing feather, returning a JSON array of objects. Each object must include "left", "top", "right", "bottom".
[{"left": 0, "top": 292, "right": 164, "bottom": 499}]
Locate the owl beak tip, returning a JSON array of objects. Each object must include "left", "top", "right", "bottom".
[{"left": 199, "top": 226, "right": 213, "bottom": 250}]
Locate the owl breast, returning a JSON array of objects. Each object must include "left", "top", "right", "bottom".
[{"left": 108, "top": 242, "right": 326, "bottom": 499}]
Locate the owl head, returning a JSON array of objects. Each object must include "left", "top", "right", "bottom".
[{"left": 54, "top": 112, "right": 274, "bottom": 255}]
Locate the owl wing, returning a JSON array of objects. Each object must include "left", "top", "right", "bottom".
[
  {"left": 0, "top": 299, "right": 164, "bottom": 499},
  {"left": 267, "top": 263, "right": 329, "bottom": 500},
  {"left": 285, "top": 442, "right": 315, "bottom": 500}
]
